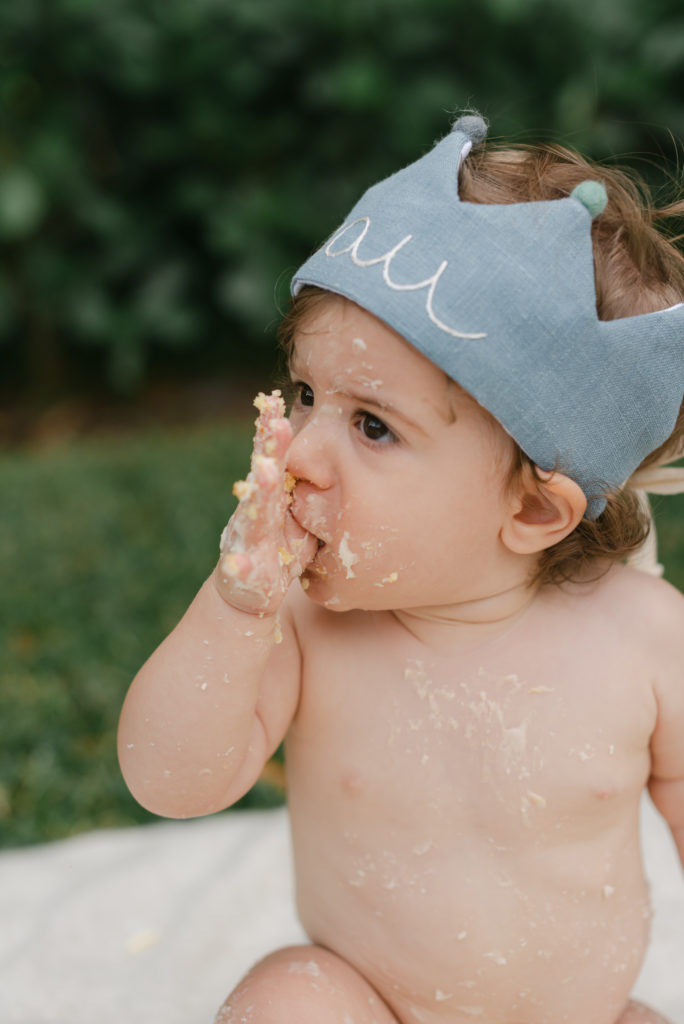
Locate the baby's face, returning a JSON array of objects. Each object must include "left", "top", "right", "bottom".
[{"left": 286, "top": 297, "right": 517, "bottom": 611}]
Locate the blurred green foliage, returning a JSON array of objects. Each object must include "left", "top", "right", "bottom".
[
  {"left": 0, "top": 424, "right": 292, "bottom": 849},
  {"left": 2, "top": 0, "right": 684, "bottom": 393},
  {"left": 1, "top": 424, "right": 683, "bottom": 848}
]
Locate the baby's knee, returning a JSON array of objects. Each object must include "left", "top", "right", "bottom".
[{"left": 215, "top": 944, "right": 374, "bottom": 1024}]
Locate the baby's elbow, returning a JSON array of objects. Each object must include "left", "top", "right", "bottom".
[
  {"left": 118, "top": 738, "right": 260, "bottom": 820},
  {"left": 117, "top": 704, "right": 271, "bottom": 819},
  {"left": 119, "top": 762, "right": 235, "bottom": 820}
]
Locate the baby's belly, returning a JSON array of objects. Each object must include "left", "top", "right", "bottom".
[{"left": 289, "top": 809, "right": 652, "bottom": 1024}]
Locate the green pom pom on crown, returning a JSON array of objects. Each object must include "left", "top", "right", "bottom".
[{"left": 571, "top": 180, "right": 608, "bottom": 219}]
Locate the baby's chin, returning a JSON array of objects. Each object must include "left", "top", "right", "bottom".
[{"left": 298, "top": 562, "right": 409, "bottom": 613}]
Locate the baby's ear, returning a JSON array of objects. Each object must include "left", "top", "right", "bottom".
[{"left": 501, "top": 467, "right": 587, "bottom": 555}]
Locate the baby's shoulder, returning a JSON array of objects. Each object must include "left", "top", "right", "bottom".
[
  {"left": 599, "top": 564, "right": 683, "bottom": 621},
  {"left": 560, "top": 564, "right": 684, "bottom": 656},
  {"left": 608, "top": 568, "right": 684, "bottom": 704}
]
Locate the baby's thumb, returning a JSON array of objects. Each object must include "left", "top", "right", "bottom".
[{"left": 282, "top": 515, "right": 318, "bottom": 578}]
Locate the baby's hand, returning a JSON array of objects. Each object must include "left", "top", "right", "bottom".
[{"left": 215, "top": 391, "right": 317, "bottom": 615}]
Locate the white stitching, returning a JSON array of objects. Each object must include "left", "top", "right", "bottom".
[{"left": 324, "top": 217, "right": 487, "bottom": 341}]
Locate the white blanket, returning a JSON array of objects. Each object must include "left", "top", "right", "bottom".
[{"left": 1, "top": 798, "right": 682, "bottom": 1023}]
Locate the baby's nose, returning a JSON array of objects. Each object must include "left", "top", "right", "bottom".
[{"left": 286, "top": 414, "right": 336, "bottom": 490}]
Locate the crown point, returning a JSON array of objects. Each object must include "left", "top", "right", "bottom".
[
  {"left": 452, "top": 114, "right": 488, "bottom": 146},
  {"left": 571, "top": 180, "right": 608, "bottom": 219}
]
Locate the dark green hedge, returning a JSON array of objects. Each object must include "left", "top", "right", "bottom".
[{"left": 2, "top": 0, "right": 684, "bottom": 393}]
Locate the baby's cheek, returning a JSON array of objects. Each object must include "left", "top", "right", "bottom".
[{"left": 336, "top": 521, "right": 400, "bottom": 568}]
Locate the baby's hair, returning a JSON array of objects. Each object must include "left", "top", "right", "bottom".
[
  {"left": 279, "top": 140, "right": 684, "bottom": 586},
  {"left": 279, "top": 285, "right": 332, "bottom": 363}
]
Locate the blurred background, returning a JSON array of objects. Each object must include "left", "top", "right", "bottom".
[{"left": 2, "top": 0, "right": 684, "bottom": 848}]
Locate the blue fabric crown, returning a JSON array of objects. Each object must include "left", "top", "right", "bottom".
[{"left": 292, "top": 115, "right": 684, "bottom": 517}]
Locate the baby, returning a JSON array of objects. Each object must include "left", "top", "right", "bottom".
[{"left": 118, "top": 115, "right": 684, "bottom": 1024}]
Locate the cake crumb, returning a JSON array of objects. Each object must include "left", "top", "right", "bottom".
[
  {"left": 278, "top": 546, "right": 295, "bottom": 565},
  {"left": 125, "top": 927, "right": 162, "bottom": 956}
]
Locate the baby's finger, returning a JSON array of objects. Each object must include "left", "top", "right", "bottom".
[
  {"left": 266, "top": 417, "right": 294, "bottom": 467},
  {"left": 230, "top": 454, "right": 286, "bottom": 549},
  {"left": 215, "top": 548, "right": 282, "bottom": 613},
  {"left": 252, "top": 390, "right": 287, "bottom": 460},
  {"left": 281, "top": 512, "right": 319, "bottom": 578},
  {"left": 218, "top": 550, "right": 253, "bottom": 582}
]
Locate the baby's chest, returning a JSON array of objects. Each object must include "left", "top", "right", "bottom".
[{"left": 292, "top": 643, "right": 655, "bottom": 837}]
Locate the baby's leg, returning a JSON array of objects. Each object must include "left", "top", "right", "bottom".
[
  {"left": 615, "top": 1000, "right": 673, "bottom": 1024},
  {"left": 214, "top": 944, "right": 399, "bottom": 1024}
]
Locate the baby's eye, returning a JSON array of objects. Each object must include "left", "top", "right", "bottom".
[
  {"left": 299, "top": 383, "right": 314, "bottom": 407},
  {"left": 356, "top": 412, "right": 397, "bottom": 444},
  {"left": 290, "top": 381, "right": 314, "bottom": 408}
]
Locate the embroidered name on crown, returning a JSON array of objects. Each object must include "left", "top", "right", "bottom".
[{"left": 324, "top": 216, "right": 487, "bottom": 340}]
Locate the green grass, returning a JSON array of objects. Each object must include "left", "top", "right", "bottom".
[{"left": 1, "top": 428, "right": 683, "bottom": 848}]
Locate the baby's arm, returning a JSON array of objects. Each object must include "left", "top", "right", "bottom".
[
  {"left": 647, "top": 582, "right": 684, "bottom": 869},
  {"left": 117, "top": 393, "right": 317, "bottom": 820}
]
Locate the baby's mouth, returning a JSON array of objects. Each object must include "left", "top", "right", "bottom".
[
  {"left": 309, "top": 536, "right": 327, "bottom": 569},
  {"left": 290, "top": 492, "right": 332, "bottom": 547}
]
